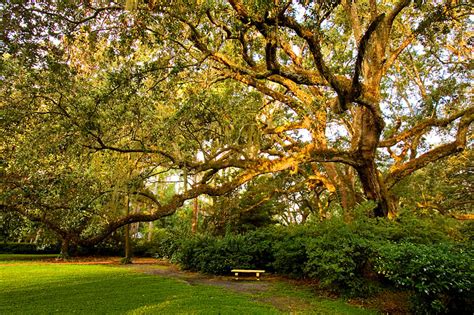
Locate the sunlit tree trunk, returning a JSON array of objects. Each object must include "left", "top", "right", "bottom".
[
  {"left": 350, "top": 21, "right": 396, "bottom": 217},
  {"left": 356, "top": 161, "right": 391, "bottom": 217},
  {"left": 324, "top": 164, "right": 357, "bottom": 217},
  {"left": 147, "top": 221, "right": 154, "bottom": 242}
]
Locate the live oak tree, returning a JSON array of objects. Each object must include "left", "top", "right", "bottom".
[
  {"left": 96, "top": 0, "right": 473, "bottom": 217},
  {"left": 1, "top": 0, "right": 472, "bottom": 247},
  {"left": 144, "top": 0, "right": 472, "bottom": 217}
]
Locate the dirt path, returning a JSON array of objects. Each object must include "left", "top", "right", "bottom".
[
  {"left": 129, "top": 260, "right": 273, "bottom": 294},
  {"left": 124, "top": 258, "right": 317, "bottom": 312}
]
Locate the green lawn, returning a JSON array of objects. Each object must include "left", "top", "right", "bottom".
[{"left": 0, "top": 256, "right": 378, "bottom": 314}]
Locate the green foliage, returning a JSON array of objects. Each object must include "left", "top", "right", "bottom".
[
  {"left": 349, "top": 209, "right": 463, "bottom": 245},
  {"left": 120, "top": 256, "right": 133, "bottom": 264},
  {"left": 135, "top": 228, "right": 182, "bottom": 259},
  {"left": 147, "top": 212, "right": 472, "bottom": 309},
  {"left": 177, "top": 235, "right": 244, "bottom": 274},
  {"left": 393, "top": 150, "right": 474, "bottom": 215},
  {"left": 271, "top": 225, "right": 314, "bottom": 278},
  {"left": 375, "top": 242, "right": 473, "bottom": 314},
  {"left": 175, "top": 231, "right": 274, "bottom": 275},
  {"left": 304, "top": 220, "right": 377, "bottom": 297},
  {"left": 458, "top": 220, "right": 474, "bottom": 242},
  {"left": 0, "top": 254, "right": 58, "bottom": 262}
]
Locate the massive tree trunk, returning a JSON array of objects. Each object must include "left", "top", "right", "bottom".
[
  {"left": 353, "top": 101, "right": 392, "bottom": 217},
  {"left": 351, "top": 16, "right": 394, "bottom": 217},
  {"left": 355, "top": 161, "right": 393, "bottom": 217}
]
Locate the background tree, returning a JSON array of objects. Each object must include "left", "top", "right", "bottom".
[{"left": 393, "top": 149, "right": 474, "bottom": 216}]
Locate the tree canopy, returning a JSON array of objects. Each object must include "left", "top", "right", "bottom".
[{"left": 1, "top": 0, "right": 472, "bottom": 246}]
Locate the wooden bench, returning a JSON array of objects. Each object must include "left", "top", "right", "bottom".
[{"left": 231, "top": 269, "right": 265, "bottom": 280}]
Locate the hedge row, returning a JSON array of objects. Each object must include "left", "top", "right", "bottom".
[
  {"left": 145, "top": 215, "right": 473, "bottom": 314},
  {"left": 0, "top": 242, "right": 59, "bottom": 254}
]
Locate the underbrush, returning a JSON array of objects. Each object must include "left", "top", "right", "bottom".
[
  {"left": 0, "top": 242, "right": 59, "bottom": 254},
  {"left": 141, "top": 211, "right": 473, "bottom": 314}
]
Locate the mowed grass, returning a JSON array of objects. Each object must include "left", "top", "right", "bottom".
[
  {"left": 0, "top": 262, "right": 277, "bottom": 314},
  {"left": 0, "top": 256, "right": 378, "bottom": 314}
]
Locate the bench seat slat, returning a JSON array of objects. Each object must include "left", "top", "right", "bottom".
[{"left": 231, "top": 269, "right": 265, "bottom": 273}]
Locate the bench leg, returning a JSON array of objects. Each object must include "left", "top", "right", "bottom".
[
  {"left": 235, "top": 272, "right": 239, "bottom": 280},
  {"left": 256, "top": 272, "right": 260, "bottom": 280}
]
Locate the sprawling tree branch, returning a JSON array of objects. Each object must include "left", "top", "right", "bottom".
[
  {"left": 385, "top": 109, "right": 474, "bottom": 188},
  {"left": 379, "top": 107, "right": 474, "bottom": 147}
]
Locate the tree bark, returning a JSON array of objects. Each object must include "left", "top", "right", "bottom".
[
  {"left": 60, "top": 238, "right": 70, "bottom": 260},
  {"left": 355, "top": 161, "right": 393, "bottom": 217},
  {"left": 353, "top": 101, "right": 392, "bottom": 217},
  {"left": 323, "top": 163, "right": 357, "bottom": 219},
  {"left": 123, "top": 193, "right": 132, "bottom": 264},
  {"left": 192, "top": 197, "right": 199, "bottom": 233},
  {"left": 34, "top": 228, "right": 43, "bottom": 244},
  {"left": 147, "top": 221, "right": 154, "bottom": 242}
]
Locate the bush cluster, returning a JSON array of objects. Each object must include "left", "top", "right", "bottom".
[
  {"left": 144, "top": 213, "right": 472, "bottom": 314},
  {"left": 0, "top": 242, "right": 59, "bottom": 254},
  {"left": 375, "top": 242, "right": 473, "bottom": 314}
]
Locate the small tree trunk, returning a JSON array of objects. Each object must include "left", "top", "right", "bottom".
[
  {"left": 60, "top": 238, "right": 70, "bottom": 260},
  {"left": 124, "top": 223, "right": 132, "bottom": 260},
  {"left": 34, "top": 228, "right": 43, "bottom": 244},
  {"left": 122, "top": 193, "right": 132, "bottom": 264},
  {"left": 192, "top": 197, "right": 199, "bottom": 233},
  {"left": 323, "top": 163, "right": 357, "bottom": 218},
  {"left": 147, "top": 221, "right": 154, "bottom": 242}
]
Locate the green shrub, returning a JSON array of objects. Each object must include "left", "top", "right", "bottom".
[
  {"left": 141, "top": 211, "right": 470, "bottom": 302},
  {"left": 139, "top": 226, "right": 193, "bottom": 261},
  {"left": 271, "top": 226, "right": 314, "bottom": 278},
  {"left": 391, "top": 213, "right": 461, "bottom": 244},
  {"left": 375, "top": 242, "right": 473, "bottom": 314},
  {"left": 0, "top": 242, "right": 37, "bottom": 254},
  {"left": 303, "top": 219, "right": 378, "bottom": 297},
  {"left": 0, "top": 242, "right": 58, "bottom": 254},
  {"left": 143, "top": 229, "right": 181, "bottom": 259},
  {"left": 236, "top": 229, "right": 275, "bottom": 270},
  {"left": 175, "top": 232, "right": 273, "bottom": 275},
  {"left": 458, "top": 220, "right": 474, "bottom": 242},
  {"left": 347, "top": 210, "right": 458, "bottom": 245}
]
